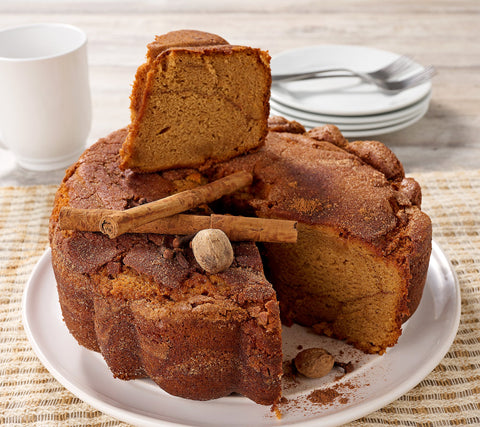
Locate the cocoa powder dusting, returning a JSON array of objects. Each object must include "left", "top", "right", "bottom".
[
  {"left": 281, "top": 360, "right": 299, "bottom": 391},
  {"left": 307, "top": 382, "right": 354, "bottom": 406},
  {"left": 276, "top": 377, "right": 358, "bottom": 418},
  {"left": 307, "top": 388, "right": 341, "bottom": 405}
]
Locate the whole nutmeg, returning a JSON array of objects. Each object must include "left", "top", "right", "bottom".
[
  {"left": 294, "top": 348, "right": 335, "bottom": 379},
  {"left": 191, "top": 229, "right": 234, "bottom": 274}
]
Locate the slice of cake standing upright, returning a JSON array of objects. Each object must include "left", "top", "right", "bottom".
[{"left": 120, "top": 30, "right": 271, "bottom": 172}]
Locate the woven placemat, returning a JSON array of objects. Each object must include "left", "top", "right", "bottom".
[{"left": 1, "top": 171, "right": 479, "bottom": 426}]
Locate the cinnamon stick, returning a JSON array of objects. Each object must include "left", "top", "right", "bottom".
[
  {"left": 59, "top": 210, "right": 297, "bottom": 243},
  {"left": 97, "top": 171, "right": 252, "bottom": 238}
]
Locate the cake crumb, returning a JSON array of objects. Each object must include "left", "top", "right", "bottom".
[
  {"left": 270, "top": 403, "right": 282, "bottom": 419},
  {"left": 335, "top": 360, "right": 354, "bottom": 374}
]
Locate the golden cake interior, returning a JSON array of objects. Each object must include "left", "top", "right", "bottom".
[{"left": 264, "top": 224, "right": 406, "bottom": 354}]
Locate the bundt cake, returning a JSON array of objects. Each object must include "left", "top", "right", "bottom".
[
  {"left": 49, "top": 118, "right": 432, "bottom": 405},
  {"left": 119, "top": 30, "right": 271, "bottom": 172}
]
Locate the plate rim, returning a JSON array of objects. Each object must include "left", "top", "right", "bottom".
[
  {"left": 22, "top": 241, "right": 460, "bottom": 427},
  {"left": 269, "top": 100, "right": 429, "bottom": 138},
  {"left": 269, "top": 101, "right": 426, "bottom": 131},
  {"left": 269, "top": 92, "right": 432, "bottom": 125}
]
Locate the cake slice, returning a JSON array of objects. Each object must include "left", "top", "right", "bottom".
[{"left": 120, "top": 30, "right": 271, "bottom": 172}]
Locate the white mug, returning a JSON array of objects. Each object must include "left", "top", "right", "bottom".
[{"left": 0, "top": 23, "right": 91, "bottom": 171}]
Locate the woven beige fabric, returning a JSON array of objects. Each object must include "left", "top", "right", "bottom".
[
  {"left": 1, "top": 171, "right": 479, "bottom": 426},
  {"left": 0, "top": 186, "right": 128, "bottom": 427}
]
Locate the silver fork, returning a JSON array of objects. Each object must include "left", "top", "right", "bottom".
[
  {"left": 271, "top": 55, "right": 416, "bottom": 83},
  {"left": 366, "top": 65, "right": 436, "bottom": 91},
  {"left": 273, "top": 64, "right": 435, "bottom": 92}
]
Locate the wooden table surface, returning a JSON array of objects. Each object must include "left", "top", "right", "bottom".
[{"left": 0, "top": 0, "right": 478, "bottom": 183}]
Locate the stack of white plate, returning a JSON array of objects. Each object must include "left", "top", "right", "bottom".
[{"left": 270, "top": 45, "right": 432, "bottom": 137}]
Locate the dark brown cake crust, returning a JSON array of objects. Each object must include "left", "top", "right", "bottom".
[{"left": 212, "top": 118, "right": 430, "bottom": 251}]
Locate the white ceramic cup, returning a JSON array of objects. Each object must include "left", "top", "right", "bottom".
[{"left": 0, "top": 23, "right": 91, "bottom": 171}]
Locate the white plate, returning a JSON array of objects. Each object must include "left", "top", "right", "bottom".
[
  {"left": 270, "top": 92, "right": 431, "bottom": 126},
  {"left": 270, "top": 99, "right": 425, "bottom": 131},
  {"left": 270, "top": 98, "right": 429, "bottom": 138},
  {"left": 23, "top": 242, "right": 459, "bottom": 427},
  {"left": 271, "top": 45, "right": 432, "bottom": 116}
]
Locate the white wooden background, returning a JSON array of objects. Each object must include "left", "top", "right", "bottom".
[{"left": 0, "top": 0, "right": 479, "bottom": 180}]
